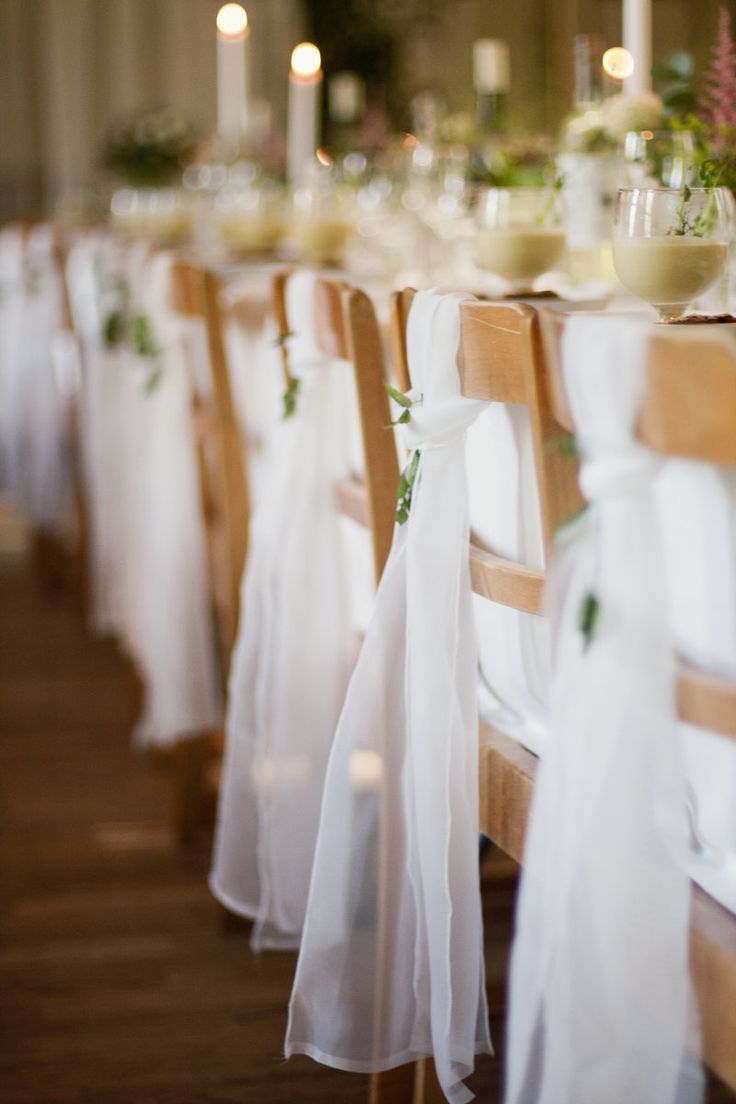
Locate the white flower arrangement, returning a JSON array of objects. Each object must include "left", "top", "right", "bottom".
[
  {"left": 562, "top": 91, "right": 665, "bottom": 153},
  {"left": 601, "top": 91, "right": 665, "bottom": 140}
]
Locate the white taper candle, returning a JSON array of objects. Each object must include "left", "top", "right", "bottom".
[
  {"left": 623, "top": 0, "right": 652, "bottom": 93},
  {"left": 287, "top": 43, "right": 323, "bottom": 191},
  {"left": 217, "top": 4, "right": 250, "bottom": 142}
]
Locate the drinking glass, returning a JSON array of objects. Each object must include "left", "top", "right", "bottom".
[
  {"left": 623, "top": 129, "right": 696, "bottom": 188},
  {"left": 475, "top": 186, "right": 566, "bottom": 290},
  {"left": 612, "top": 187, "right": 730, "bottom": 320}
]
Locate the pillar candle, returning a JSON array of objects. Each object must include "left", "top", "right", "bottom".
[
  {"left": 472, "top": 39, "right": 510, "bottom": 93},
  {"left": 328, "top": 72, "right": 365, "bottom": 125},
  {"left": 216, "top": 4, "right": 249, "bottom": 142},
  {"left": 623, "top": 0, "right": 652, "bottom": 93},
  {"left": 287, "top": 43, "right": 323, "bottom": 190}
]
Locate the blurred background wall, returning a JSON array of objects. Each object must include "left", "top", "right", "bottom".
[{"left": 0, "top": 0, "right": 727, "bottom": 222}]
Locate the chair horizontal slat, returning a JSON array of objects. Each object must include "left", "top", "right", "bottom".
[
  {"left": 478, "top": 722, "right": 536, "bottom": 863},
  {"left": 692, "top": 886, "right": 736, "bottom": 1089},
  {"left": 469, "top": 544, "right": 544, "bottom": 614},
  {"left": 336, "top": 477, "right": 370, "bottom": 528},
  {"left": 677, "top": 664, "right": 736, "bottom": 739}
]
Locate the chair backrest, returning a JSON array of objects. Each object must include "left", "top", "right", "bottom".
[
  {"left": 170, "top": 260, "right": 251, "bottom": 684},
  {"left": 271, "top": 272, "right": 399, "bottom": 584},
  {"left": 390, "top": 291, "right": 584, "bottom": 615},
  {"left": 539, "top": 310, "right": 736, "bottom": 740}
]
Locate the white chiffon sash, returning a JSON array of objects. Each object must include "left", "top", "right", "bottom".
[
  {"left": 505, "top": 315, "right": 701, "bottom": 1104},
  {"left": 468, "top": 404, "right": 550, "bottom": 755},
  {"left": 286, "top": 289, "right": 491, "bottom": 1104},
  {"left": 0, "top": 224, "right": 72, "bottom": 534},
  {"left": 118, "top": 252, "right": 221, "bottom": 747},
  {"left": 209, "top": 270, "right": 365, "bottom": 949}
]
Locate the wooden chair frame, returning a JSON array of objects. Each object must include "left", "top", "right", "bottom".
[
  {"left": 170, "top": 260, "right": 251, "bottom": 687},
  {"left": 271, "top": 271, "right": 400, "bottom": 585},
  {"left": 389, "top": 293, "right": 736, "bottom": 1094}
]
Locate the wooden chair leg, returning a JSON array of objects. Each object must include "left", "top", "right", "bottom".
[
  {"left": 172, "top": 732, "right": 220, "bottom": 846},
  {"left": 369, "top": 1059, "right": 446, "bottom": 1104},
  {"left": 413, "top": 1059, "right": 446, "bottom": 1103},
  {"left": 369, "top": 1063, "right": 416, "bottom": 1104}
]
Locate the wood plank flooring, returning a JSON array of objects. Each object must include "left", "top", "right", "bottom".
[
  {"left": 1, "top": 545, "right": 733, "bottom": 1103},
  {"left": 0, "top": 550, "right": 508, "bottom": 1103}
]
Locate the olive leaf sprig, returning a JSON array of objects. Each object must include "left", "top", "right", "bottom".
[
  {"left": 384, "top": 381, "right": 423, "bottom": 524},
  {"left": 282, "top": 376, "right": 300, "bottom": 419},
  {"left": 545, "top": 431, "right": 601, "bottom": 648},
  {"left": 100, "top": 285, "right": 163, "bottom": 394},
  {"left": 578, "top": 590, "right": 600, "bottom": 651},
  {"left": 385, "top": 382, "right": 414, "bottom": 427},
  {"left": 396, "top": 449, "right": 421, "bottom": 525}
]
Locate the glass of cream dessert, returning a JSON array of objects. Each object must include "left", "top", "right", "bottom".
[
  {"left": 474, "top": 186, "right": 566, "bottom": 290},
  {"left": 612, "top": 187, "right": 730, "bottom": 320},
  {"left": 215, "top": 182, "right": 285, "bottom": 255}
]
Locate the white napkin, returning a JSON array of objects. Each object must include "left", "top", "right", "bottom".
[
  {"left": 209, "top": 270, "right": 368, "bottom": 949},
  {"left": 286, "top": 289, "right": 492, "bottom": 1104},
  {"left": 505, "top": 314, "right": 702, "bottom": 1104}
]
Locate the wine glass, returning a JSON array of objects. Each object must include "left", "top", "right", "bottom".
[
  {"left": 474, "top": 186, "right": 566, "bottom": 291},
  {"left": 215, "top": 179, "right": 285, "bottom": 254},
  {"left": 288, "top": 159, "right": 355, "bottom": 264},
  {"left": 623, "top": 129, "right": 696, "bottom": 188},
  {"left": 612, "top": 187, "right": 731, "bottom": 320}
]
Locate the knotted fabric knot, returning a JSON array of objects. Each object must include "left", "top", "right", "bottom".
[
  {"left": 404, "top": 394, "right": 487, "bottom": 453},
  {"left": 580, "top": 446, "right": 659, "bottom": 504}
]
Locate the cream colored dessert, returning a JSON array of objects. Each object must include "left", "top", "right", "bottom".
[
  {"left": 217, "top": 215, "right": 285, "bottom": 252},
  {"left": 613, "top": 237, "right": 728, "bottom": 312},
  {"left": 475, "top": 227, "right": 566, "bottom": 282},
  {"left": 291, "top": 219, "right": 353, "bottom": 261}
]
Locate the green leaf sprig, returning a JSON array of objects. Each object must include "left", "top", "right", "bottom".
[
  {"left": 671, "top": 171, "right": 721, "bottom": 238},
  {"left": 578, "top": 589, "right": 600, "bottom": 651},
  {"left": 533, "top": 174, "right": 565, "bottom": 227},
  {"left": 545, "top": 432, "right": 578, "bottom": 459},
  {"left": 385, "top": 381, "right": 415, "bottom": 427},
  {"left": 396, "top": 449, "right": 421, "bottom": 525},
  {"left": 282, "top": 376, "right": 300, "bottom": 419}
]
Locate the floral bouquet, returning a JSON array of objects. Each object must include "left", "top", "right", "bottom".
[{"left": 104, "top": 108, "right": 198, "bottom": 188}]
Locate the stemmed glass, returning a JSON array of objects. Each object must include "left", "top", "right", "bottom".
[
  {"left": 474, "top": 186, "right": 566, "bottom": 291},
  {"left": 612, "top": 187, "right": 731, "bottom": 320}
]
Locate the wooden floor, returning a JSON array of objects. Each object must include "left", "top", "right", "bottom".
[
  {"left": 0, "top": 548, "right": 510, "bottom": 1103},
  {"left": 2, "top": 543, "right": 734, "bottom": 1104}
]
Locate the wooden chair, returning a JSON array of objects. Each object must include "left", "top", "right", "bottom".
[
  {"left": 170, "top": 260, "right": 251, "bottom": 682},
  {"left": 389, "top": 294, "right": 736, "bottom": 1097},
  {"left": 169, "top": 260, "right": 252, "bottom": 842},
  {"left": 271, "top": 271, "right": 399, "bottom": 585},
  {"left": 538, "top": 312, "right": 736, "bottom": 1093}
]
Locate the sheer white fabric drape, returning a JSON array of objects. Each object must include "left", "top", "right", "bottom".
[
  {"left": 209, "top": 270, "right": 371, "bottom": 949},
  {"left": 286, "top": 289, "right": 491, "bottom": 1104},
  {"left": 468, "top": 404, "right": 550, "bottom": 755},
  {"left": 505, "top": 315, "right": 702, "bottom": 1104},
  {"left": 67, "top": 239, "right": 221, "bottom": 747},
  {"left": 0, "top": 224, "right": 73, "bottom": 535}
]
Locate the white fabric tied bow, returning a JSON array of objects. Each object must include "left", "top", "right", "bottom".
[
  {"left": 286, "top": 289, "right": 491, "bottom": 1104},
  {"left": 210, "top": 270, "right": 365, "bottom": 949},
  {"left": 505, "top": 315, "right": 702, "bottom": 1104}
]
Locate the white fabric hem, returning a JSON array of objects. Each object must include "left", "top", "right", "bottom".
[{"left": 284, "top": 1041, "right": 493, "bottom": 1074}]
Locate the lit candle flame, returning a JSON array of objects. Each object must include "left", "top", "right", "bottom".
[
  {"left": 291, "top": 42, "right": 322, "bottom": 78},
  {"left": 217, "top": 3, "right": 248, "bottom": 39},
  {"left": 602, "top": 46, "right": 635, "bottom": 81}
]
